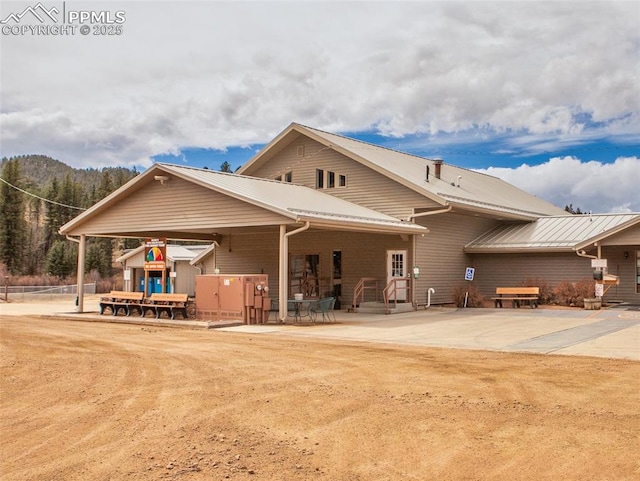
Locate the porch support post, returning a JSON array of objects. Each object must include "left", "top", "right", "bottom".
[
  {"left": 76, "top": 234, "right": 86, "bottom": 312},
  {"left": 411, "top": 233, "right": 417, "bottom": 306},
  {"left": 278, "top": 224, "right": 287, "bottom": 322},
  {"left": 278, "top": 222, "right": 311, "bottom": 322}
]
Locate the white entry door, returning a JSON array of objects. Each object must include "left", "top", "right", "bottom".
[{"left": 386, "top": 250, "right": 408, "bottom": 301}]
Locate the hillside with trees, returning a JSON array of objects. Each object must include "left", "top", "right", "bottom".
[{"left": 0, "top": 155, "right": 139, "bottom": 282}]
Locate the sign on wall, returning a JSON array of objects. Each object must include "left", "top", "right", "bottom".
[
  {"left": 464, "top": 267, "right": 475, "bottom": 281},
  {"left": 144, "top": 238, "right": 167, "bottom": 271}
]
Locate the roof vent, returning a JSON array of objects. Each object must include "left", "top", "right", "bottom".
[{"left": 433, "top": 158, "right": 443, "bottom": 179}]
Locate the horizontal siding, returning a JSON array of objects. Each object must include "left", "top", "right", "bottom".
[
  {"left": 250, "top": 137, "right": 440, "bottom": 219},
  {"left": 213, "top": 227, "right": 411, "bottom": 307},
  {"left": 600, "top": 225, "right": 640, "bottom": 246},
  {"left": 71, "top": 177, "right": 290, "bottom": 235},
  {"left": 414, "top": 213, "right": 499, "bottom": 305},
  {"left": 472, "top": 246, "right": 639, "bottom": 303}
]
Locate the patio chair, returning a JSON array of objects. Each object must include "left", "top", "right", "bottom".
[{"left": 310, "top": 296, "right": 336, "bottom": 323}]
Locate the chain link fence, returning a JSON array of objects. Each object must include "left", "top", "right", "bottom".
[{"left": 1, "top": 283, "right": 96, "bottom": 302}]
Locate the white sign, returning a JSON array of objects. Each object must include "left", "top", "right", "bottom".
[
  {"left": 464, "top": 267, "right": 475, "bottom": 281},
  {"left": 591, "top": 259, "right": 607, "bottom": 268},
  {"left": 594, "top": 283, "right": 604, "bottom": 297},
  {"left": 169, "top": 271, "right": 177, "bottom": 278},
  {"left": 123, "top": 269, "right": 131, "bottom": 281}
]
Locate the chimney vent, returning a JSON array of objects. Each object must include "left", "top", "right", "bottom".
[{"left": 433, "top": 158, "right": 443, "bottom": 179}]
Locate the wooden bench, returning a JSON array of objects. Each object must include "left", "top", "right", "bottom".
[
  {"left": 99, "top": 291, "right": 144, "bottom": 316},
  {"left": 492, "top": 287, "right": 539, "bottom": 308},
  {"left": 140, "top": 293, "right": 189, "bottom": 320}
]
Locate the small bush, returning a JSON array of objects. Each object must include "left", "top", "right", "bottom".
[
  {"left": 554, "top": 280, "right": 577, "bottom": 306},
  {"left": 553, "top": 278, "right": 596, "bottom": 307},
  {"left": 574, "top": 278, "right": 596, "bottom": 307},
  {"left": 521, "top": 277, "right": 554, "bottom": 305},
  {"left": 451, "top": 283, "right": 485, "bottom": 307}
]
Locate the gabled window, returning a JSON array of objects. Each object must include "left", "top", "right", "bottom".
[
  {"left": 276, "top": 171, "right": 293, "bottom": 182},
  {"left": 316, "top": 169, "right": 324, "bottom": 189},
  {"left": 316, "top": 169, "right": 346, "bottom": 189}
]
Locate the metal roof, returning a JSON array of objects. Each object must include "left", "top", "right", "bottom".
[
  {"left": 159, "top": 163, "right": 427, "bottom": 234},
  {"left": 465, "top": 213, "right": 640, "bottom": 252},
  {"left": 61, "top": 163, "right": 427, "bottom": 237},
  {"left": 116, "top": 244, "right": 212, "bottom": 263},
  {"left": 239, "top": 123, "right": 567, "bottom": 219}
]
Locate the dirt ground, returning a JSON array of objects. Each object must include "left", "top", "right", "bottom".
[{"left": 1, "top": 316, "right": 639, "bottom": 481}]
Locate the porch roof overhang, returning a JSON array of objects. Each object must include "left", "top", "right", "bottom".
[{"left": 59, "top": 163, "right": 428, "bottom": 240}]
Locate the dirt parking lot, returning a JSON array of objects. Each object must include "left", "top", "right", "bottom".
[{"left": 1, "top": 316, "right": 639, "bottom": 480}]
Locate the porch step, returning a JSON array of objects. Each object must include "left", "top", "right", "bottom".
[{"left": 355, "top": 301, "right": 415, "bottom": 315}]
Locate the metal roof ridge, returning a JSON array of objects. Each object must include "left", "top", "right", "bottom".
[
  {"left": 288, "top": 207, "right": 423, "bottom": 226},
  {"left": 438, "top": 192, "right": 551, "bottom": 217}
]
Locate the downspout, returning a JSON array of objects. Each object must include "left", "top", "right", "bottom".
[
  {"left": 279, "top": 221, "right": 310, "bottom": 322},
  {"left": 576, "top": 248, "right": 597, "bottom": 260},
  {"left": 407, "top": 205, "right": 452, "bottom": 305},
  {"left": 66, "top": 234, "right": 86, "bottom": 313},
  {"left": 406, "top": 205, "right": 452, "bottom": 222}
]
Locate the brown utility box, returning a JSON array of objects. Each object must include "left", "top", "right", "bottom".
[{"left": 195, "top": 274, "right": 269, "bottom": 324}]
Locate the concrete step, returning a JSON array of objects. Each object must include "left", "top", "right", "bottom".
[{"left": 356, "top": 301, "right": 415, "bottom": 315}]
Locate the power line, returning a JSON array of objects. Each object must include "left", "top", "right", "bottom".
[{"left": 0, "top": 176, "right": 86, "bottom": 210}]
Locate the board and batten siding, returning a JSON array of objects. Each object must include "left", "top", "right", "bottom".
[
  {"left": 250, "top": 137, "right": 441, "bottom": 219},
  {"left": 413, "top": 213, "right": 499, "bottom": 305},
  {"left": 68, "top": 176, "right": 290, "bottom": 235}
]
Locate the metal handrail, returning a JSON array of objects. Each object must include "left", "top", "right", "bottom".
[
  {"left": 383, "top": 278, "right": 411, "bottom": 314},
  {"left": 352, "top": 277, "right": 379, "bottom": 312}
]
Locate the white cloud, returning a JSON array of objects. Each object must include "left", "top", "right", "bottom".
[
  {"left": 0, "top": 0, "right": 638, "bottom": 217},
  {"left": 479, "top": 156, "right": 640, "bottom": 214}
]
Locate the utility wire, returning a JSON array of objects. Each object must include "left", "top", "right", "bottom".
[{"left": 0, "top": 176, "right": 87, "bottom": 210}]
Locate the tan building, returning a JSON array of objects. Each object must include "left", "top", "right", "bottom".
[
  {"left": 60, "top": 123, "right": 640, "bottom": 317},
  {"left": 116, "top": 244, "right": 214, "bottom": 296}
]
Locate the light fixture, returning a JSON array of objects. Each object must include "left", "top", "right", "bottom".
[
  {"left": 413, "top": 266, "right": 420, "bottom": 279},
  {"left": 154, "top": 175, "right": 170, "bottom": 184},
  {"left": 624, "top": 251, "right": 629, "bottom": 259}
]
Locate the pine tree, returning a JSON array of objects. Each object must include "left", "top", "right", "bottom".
[{"left": 0, "top": 159, "right": 26, "bottom": 274}]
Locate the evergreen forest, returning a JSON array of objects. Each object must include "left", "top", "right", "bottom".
[{"left": 0, "top": 155, "right": 139, "bottom": 284}]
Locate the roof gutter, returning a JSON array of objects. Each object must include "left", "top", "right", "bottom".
[
  {"left": 406, "top": 205, "right": 452, "bottom": 222},
  {"left": 576, "top": 246, "right": 600, "bottom": 260}
]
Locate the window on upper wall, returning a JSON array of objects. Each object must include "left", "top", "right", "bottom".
[
  {"left": 276, "top": 172, "right": 293, "bottom": 182},
  {"left": 316, "top": 169, "right": 346, "bottom": 189}
]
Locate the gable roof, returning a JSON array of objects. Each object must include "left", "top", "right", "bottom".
[
  {"left": 464, "top": 213, "right": 640, "bottom": 253},
  {"left": 60, "top": 163, "right": 427, "bottom": 238},
  {"left": 238, "top": 123, "right": 567, "bottom": 220},
  {"left": 116, "top": 244, "right": 212, "bottom": 263}
]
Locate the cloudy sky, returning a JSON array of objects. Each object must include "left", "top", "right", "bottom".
[{"left": 1, "top": 0, "right": 638, "bottom": 213}]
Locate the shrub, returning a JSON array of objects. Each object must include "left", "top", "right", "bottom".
[
  {"left": 451, "top": 283, "right": 485, "bottom": 307},
  {"left": 521, "top": 277, "right": 554, "bottom": 305},
  {"left": 554, "top": 280, "right": 577, "bottom": 306},
  {"left": 574, "top": 278, "right": 596, "bottom": 307},
  {"left": 553, "top": 278, "right": 596, "bottom": 307}
]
